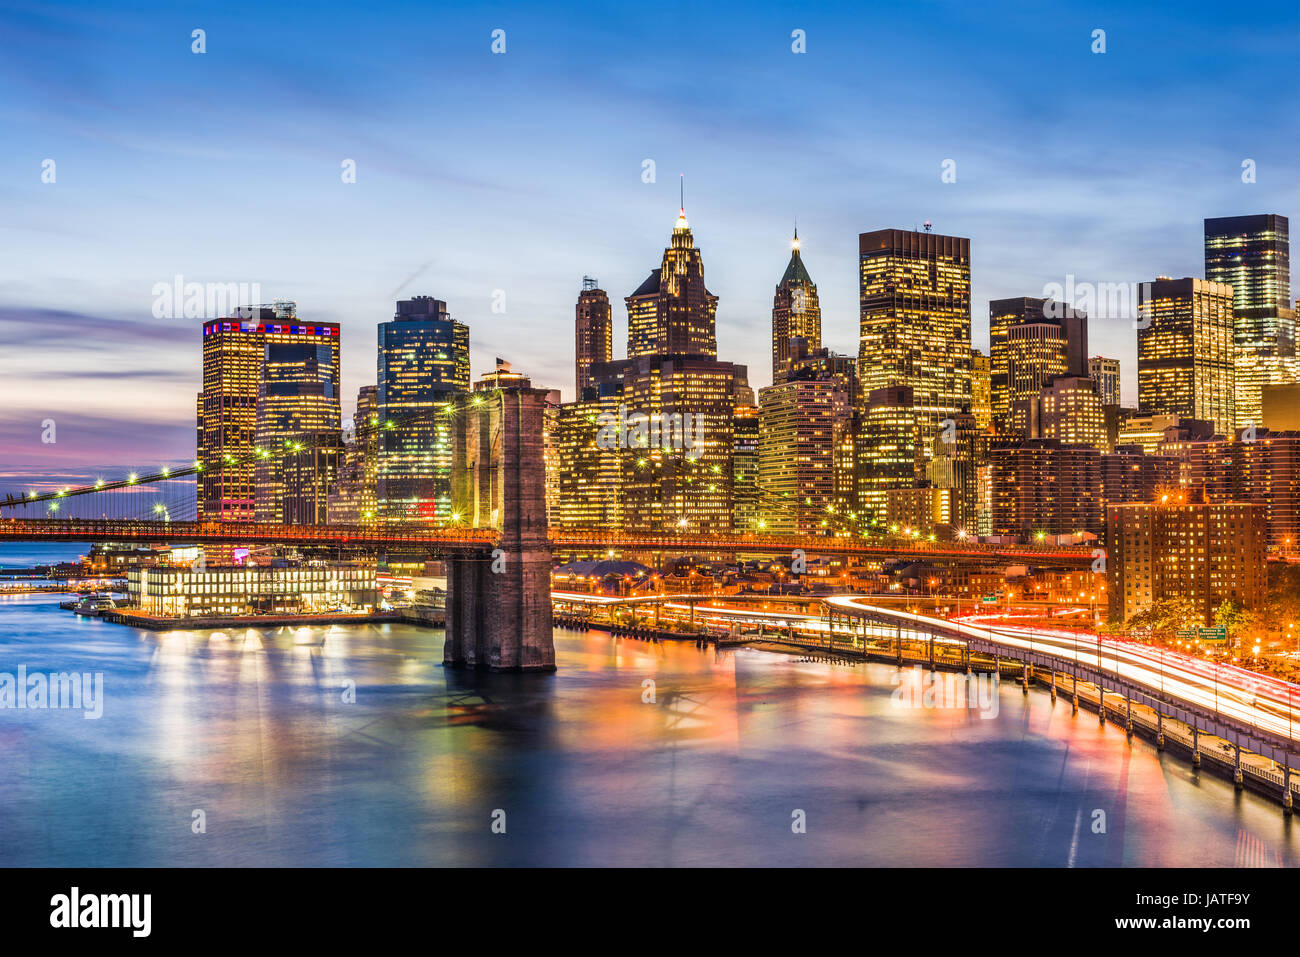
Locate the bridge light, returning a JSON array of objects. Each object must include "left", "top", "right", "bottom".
[
  {"left": 94, "top": 479, "right": 104, "bottom": 489},
  {"left": 27, "top": 491, "right": 35, "bottom": 499},
  {"left": 48, "top": 503, "right": 58, "bottom": 513},
  {"left": 128, "top": 473, "right": 138, "bottom": 483}
]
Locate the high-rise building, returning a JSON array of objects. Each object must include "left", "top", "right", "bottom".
[
  {"left": 198, "top": 313, "right": 266, "bottom": 521},
  {"left": 1204, "top": 214, "right": 1296, "bottom": 429},
  {"left": 1034, "top": 375, "right": 1107, "bottom": 450},
  {"left": 927, "top": 410, "right": 982, "bottom": 534},
  {"left": 574, "top": 278, "right": 612, "bottom": 397},
  {"left": 858, "top": 229, "right": 972, "bottom": 455},
  {"left": 252, "top": 308, "right": 342, "bottom": 524},
  {"left": 376, "top": 296, "right": 471, "bottom": 522},
  {"left": 1107, "top": 489, "right": 1267, "bottom": 625},
  {"left": 626, "top": 207, "right": 718, "bottom": 359},
  {"left": 328, "top": 385, "right": 379, "bottom": 525},
  {"left": 552, "top": 391, "right": 625, "bottom": 531},
  {"left": 1137, "top": 277, "right": 1235, "bottom": 436},
  {"left": 1186, "top": 429, "right": 1300, "bottom": 551},
  {"left": 970, "top": 349, "right": 991, "bottom": 430},
  {"left": 770, "top": 228, "right": 822, "bottom": 382},
  {"left": 617, "top": 355, "right": 738, "bottom": 534},
  {"left": 989, "top": 440, "right": 1103, "bottom": 536},
  {"left": 989, "top": 297, "right": 1087, "bottom": 431},
  {"left": 732, "top": 402, "right": 761, "bottom": 533},
  {"left": 758, "top": 372, "right": 851, "bottom": 535},
  {"left": 1089, "top": 356, "right": 1121, "bottom": 407},
  {"left": 856, "top": 385, "right": 922, "bottom": 524},
  {"left": 1006, "top": 322, "right": 1068, "bottom": 436},
  {"left": 1263, "top": 383, "right": 1300, "bottom": 430}
]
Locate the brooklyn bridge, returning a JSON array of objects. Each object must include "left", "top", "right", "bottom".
[{"left": 2, "top": 385, "right": 1098, "bottom": 671}]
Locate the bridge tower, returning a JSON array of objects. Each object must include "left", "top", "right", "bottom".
[{"left": 443, "top": 383, "right": 556, "bottom": 672}]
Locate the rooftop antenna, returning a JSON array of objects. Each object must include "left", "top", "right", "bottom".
[
  {"left": 679, "top": 173, "right": 684, "bottom": 213},
  {"left": 582, "top": 276, "right": 598, "bottom": 290},
  {"left": 923, "top": 220, "right": 933, "bottom": 232}
]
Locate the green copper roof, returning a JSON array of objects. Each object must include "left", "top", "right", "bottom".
[{"left": 780, "top": 248, "right": 814, "bottom": 287}]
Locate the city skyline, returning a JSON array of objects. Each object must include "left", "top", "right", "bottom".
[{"left": 3, "top": 0, "right": 1298, "bottom": 491}]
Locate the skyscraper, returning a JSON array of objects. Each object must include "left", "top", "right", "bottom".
[
  {"left": 989, "top": 297, "right": 1088, "bottom": 432},
  {"left": 970, "top": 348, "right": 991, "bottom": 430},
  {"left": 626, "top": 207, "right": 718, "bottom": 359},
  {"left": 770, "top": 228, "right": 822, "bottom": 382},
  {"left": 1204, "top": 214, "right": 1296, "bottom": 428},
  {"left": 574, "top": 278, "right": 612, "bottom": 397},
  {"left": 1137, "top": 277, "right": 1235, "bottom": 436},
  {"left": 198, "top": 301, "right": 341, "bottom": 525},
  {"left": 858, "top": 229, "right": 971, "bottom": 452},
  {"left": 252, "top": 306, "right": 342, "bottom": 524},
  {"left": 1089, "top": 356, "right": 1121, "bottom": 407},
  {"left": 376, "top": 296, "right": 470, "bottom": 522},
  {"left": 758, "top": 370, "right": 850, "bottom": 534}
]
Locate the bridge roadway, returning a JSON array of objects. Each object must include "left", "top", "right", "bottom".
[
  {"left": 556, "top": 590, "right": 1300, "bottom": 768},
  {"left": 0, "top": 519, "right": 1099, "bottom": 566}
]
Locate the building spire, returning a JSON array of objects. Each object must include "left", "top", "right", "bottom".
[{"left": 673, "top": 174, "right": 690, "bottom": 233}]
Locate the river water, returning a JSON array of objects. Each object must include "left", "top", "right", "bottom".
[{"left": 0, "top": 592, "right": 1294, "bottom": 867}]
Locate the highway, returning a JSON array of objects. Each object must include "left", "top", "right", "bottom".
[{"left": 552, "top": 590, "right": 1300, "bottom": 746}]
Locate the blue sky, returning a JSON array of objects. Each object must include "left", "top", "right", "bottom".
[{"left": 1, "top": 0, "right": 1297, "bottom": 489}]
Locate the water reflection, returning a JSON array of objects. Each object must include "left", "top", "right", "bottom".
[{"left": 0, "top": 594, "right": 1293, "bottom": 866}]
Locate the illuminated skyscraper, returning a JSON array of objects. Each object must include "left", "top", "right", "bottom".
[
  {"left": 989, "top": 297, "right": 1087, "bottom": 433},
  {"left": 858, "top": 230, "right": 971, "bottom": 452},
  {"left": 377, "top": 296, "right": 470, "bottom": 522},
  {"left": 252, "top": 305, "right": 342, "bottom": 524},
  {"left": 1204, "top": 214, "right": 1296, "bottom": 428},
  {"left": 574, "top": 278, "right": 612, "bottom": 397},
  {"left": 328, "top": 385, "right": 379, "bottom": 524},
  {"left": 758, "top": 374, "right": 849, "bottom": 535},
  {"left": 198, "top": 316, "right": 264, "bottom": 521},
  {"left": 626, "top": 208, "right": 718, "bottom": 359},
  {"left": 1089, "top": 356, "right": 1121, "bottom": 407},
  {"left": 1006, "top": 322, "right": 1068, "bottom": 436},
  {"left": 857, "top": 385, "right": 922, "bottom": 524},
  {"left": 1034, "top": 375, "right": 1107, "bottom": 450},
  {"left": 732, "top": 401, "right": 761, "bottom": 532},
  {"left": 970, "top": 349, "right": 991, "bottom": 430},
  {"left": 1137, "top": 278, "right": 1235, "bottom": 436},
  {"left": 199, "top": 301, "right": 341, "bottom": 525},
  {"left": 770, "top": 228, "right": 822, "bottom": 382}
]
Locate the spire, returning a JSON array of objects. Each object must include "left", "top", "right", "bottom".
[
  {"left": 780, "top": 227, "right": 813, "bottom": 287},
  {"left": 675, "top": 174, "right": 689, "bottom": 231}
]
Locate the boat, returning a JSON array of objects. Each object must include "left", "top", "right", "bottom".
[{"left": 72, "top": 592, "right": 118, "bottom": 616}]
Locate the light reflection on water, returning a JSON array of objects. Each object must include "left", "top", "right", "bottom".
[{"left": 0, "top": 593, "right": 1294, "bottom": 867}]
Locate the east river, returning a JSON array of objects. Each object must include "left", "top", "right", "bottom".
[{"left": 0, "top": 591, "right": 1295, "bottom": 867}]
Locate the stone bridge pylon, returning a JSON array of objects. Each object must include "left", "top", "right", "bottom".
[{"left": 443, "top": 385, "right": 556, "bottom": 672}]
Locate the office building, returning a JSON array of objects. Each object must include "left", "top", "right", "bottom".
[
  {"left": 770, "top": 229, "right": 822, "bottom": 381},
  {"left": 1136, "top": 277, "right": 1235, "bottom": 436},
  {"left": 1205, "top": 214, "right": 1296, "bottom": 428},
  {"left": 1089, "top": 356, "right": 1121, "bottom": 407},
  {"left": 989, "top": 297, "right": 1087, "bottom": 431},
  {"left": 626, "top": 207, "right": 718, "bottom": 359},
  {"left": 858, "top": 229, "right": 971, "bottom": 455},
  {"left": 376, "top": 296, "right": 470, "bottom": 522},
  {"left": 971, "top": 349, "right": 991, "bottom": 430},
  {"left": 574, "top": 278, "right": 612, "bottom": 397}
]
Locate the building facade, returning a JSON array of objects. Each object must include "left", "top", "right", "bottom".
[
  {"left": 376, "top": 296, "right": 471, "bottom": 522},
  {"left": 1136, "top": 277, "right": 1236, "bottom": 436},
  {"left": 770, "top": 229, "right": 822, "bottom": 382},
  {"left": 1106, "top": 490, "right": 1267, "bottom": 625},
  {"left": 574, "top": 278, "right": 612, "bottom": 397}
]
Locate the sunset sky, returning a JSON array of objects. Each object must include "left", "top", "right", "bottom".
[{"left": 2, "top": 0, "right": 1297, "bottom": 491}]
